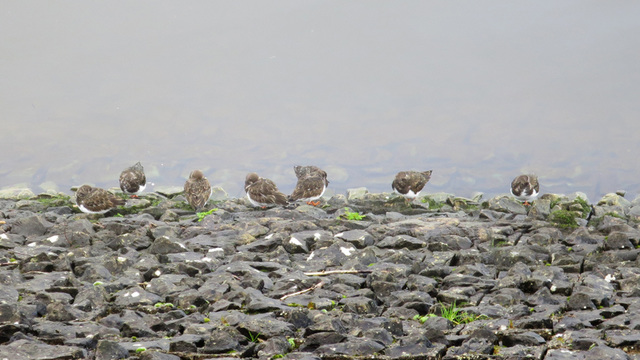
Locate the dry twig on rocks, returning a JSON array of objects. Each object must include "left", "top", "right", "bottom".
[
  {"left": 303, "top": 269, "right": 374, "bottom": 276},
  {"left": 280, "top": 282, "right": 324, "bottom": 301}
]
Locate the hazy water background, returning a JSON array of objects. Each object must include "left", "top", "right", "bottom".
[{"left": 1, "top": 2, "right": 639, "bottom": 202}]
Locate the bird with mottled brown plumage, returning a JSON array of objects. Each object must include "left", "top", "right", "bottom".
[
  {"left": 392, "top": 170, "right": 433, "bottom": 201},
  {"left": 289, "top": 165, "right": 329, "bottom": 206},
  {"left": 510, "top": 174, "right": 539, "bottom": 205},
  {"left": 75, "top": 185, "right": 125, "bottom": 214},
  {"left": 245, "top": 172, "right": 288, "bottom": 208},
  {"left": 119, "top": 162, "right": 146, "bottom": 198},
  {"left": 184, "top": 170, "right": 212, "bottom": 211}
]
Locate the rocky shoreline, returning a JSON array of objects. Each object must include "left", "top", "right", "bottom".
[{"left": 1, "top": 187, "right": 640, "bottom": 360}]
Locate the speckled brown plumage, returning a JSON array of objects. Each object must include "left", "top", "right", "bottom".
[
  {"left": 392, "top": 170, "right": 433, "bottom": 200},
  {"left": 184, "top": 170, "right": 212, "bottom": 211},
  {"left": 75, "top": 185, "right": 125, "bottom": 214},
  {"left": 510, "top": 174, "right": 539, "bottom": 204},
  {"left": 293, "top": 165, "right": 325, "bottom": 180},
  {"left": 119, "top": 162, "right": 146, "bottom": 195},
  {"left": 290, "top": 165, "right": 329, "bottom": 205},
  {"left": 245, "top": 172, "right": 288, "bottom": 207}
]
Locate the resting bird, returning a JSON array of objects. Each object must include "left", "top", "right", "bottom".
[
  {"left": 184, "top": 170, "right": 212, "bottom": 211},
  {"left": 510, "top": 174, "right": 539, "bottom": 205},
  {"left": 293, "top": 165, "right": 325, "bottom": 179},
  {"left": 119, "top": 162, "right": 146, "bottom": 198},
  {"left": 244, "top": 172, "right": 288, "bottom": 208},
  {"left": 392, "top": 170, "right": 433, "bottom": 201},
  {"left": 289, "top": 165, "right": 329, "bottom": 206},
  {"left": 75, "top": 185, "right": 125, "bottom": 214}
]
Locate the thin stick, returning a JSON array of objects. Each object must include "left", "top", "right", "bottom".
[
  {"left": 303, "top": 269, "right": 374, "bottom": 276},
  {"left": 280, "top": 282, "right": 324, "bottom": 301}
]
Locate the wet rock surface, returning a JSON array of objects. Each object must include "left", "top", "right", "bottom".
[{"left": 0, "top": 190, "right": 640, "bottom": 359}]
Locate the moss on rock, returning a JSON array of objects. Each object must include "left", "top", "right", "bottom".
[{"left": 549, "top": 210, "right": 578, "bottom": 229}]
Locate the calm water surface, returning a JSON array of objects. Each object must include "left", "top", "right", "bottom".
[{"left": 1, "top": 2, "right": 639, "bottom": 202}]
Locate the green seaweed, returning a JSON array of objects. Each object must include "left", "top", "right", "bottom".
[
  {"left": 197, "top": 208, "right": 218, "bottom": 221},
  {"left": 549, "top": 198, "right": 561, "bottom": 210},
  {"left": 34, "top": 194, "right": 72, "bottom": 208},
  {"left": 574, "top": 197, "right": 591, "bottom": 218},
  {"left": 549, "top": 210, "right": 578, "bottom": 229},
  {"left": 414, "top": 301, "right": 487, "bottom": 325},
  {"left": 421, "top": 196, "right": 444, "bottom": 210},
  {"left": 340, "top": 208, "right": 366, "bottom": 221}
]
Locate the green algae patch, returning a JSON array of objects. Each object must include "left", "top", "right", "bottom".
[
  {"left": 574, "top": 196, "right": 591, "bottom": 218},
  {"left": 549, "top": 210, "right": 578, "bottom": 229},
  {"left": 34, "top": 194, "right": 73, "bottom": 208},
  {"left": 421, "top": 196, "right": 444, "bottom": 210}
]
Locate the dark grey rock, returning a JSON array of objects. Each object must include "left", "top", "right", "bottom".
[
  {"left": 528, "top": 199, "right": 551, "bottom": 220},
  {"left": 567, "top": 292, "right": 597, "bottom": 311},
  {"left": 147, "top": 236, "right": 188, "bottom": 254},
  {"left": 11, "top": 215, "right": 53, "bottom": 237},
  {"left": 513, "top": 311, "right": 554, "bottom": 330},
  {"left": 543, "top": 348, "right": 587, "bottom": 359},
  {"left": 256, "top": 335, "right": 292, "bottom": 359},
  {"left": 405, "top": 274, "right": 438, "bottom": 295},
  {"left": 502, "top": 330, "right": 546, "bottom": 346},
  {"left": 386, "top": 290, "right": 434, "bottom": 313},
  {"left": 45, "top": 302, "right": 85, "bottom": 321},
  {"left": 138, "top": 351, "right": 181, "bottom": 360},
  {"left": 168, "top": 334, "right": 205, "bottom": 353},
  {"left": 586, "top": 345, "right": 631, "bottom": 360},
  {"left": 487, "top": 245, "right": 550, "bottom": 270},
  {"left": 314, "top": 336, "right": 385, "bottom": 356},
  {"left": 522, "top": 266, "right": 572, "bottom": 296},
  {"left": 494, "top": 344, "right": 547, "bottom": 359},
  {"left": 0, "top": 303, "right": 20, "bottom": 323},
  {"left": 377, "top": 234, "right": 425, "bottom": 250},
  {"left": 113, "top": 286, "right": 162, "bottom": 307},
  {"left": 238, "top": 233, "right": 283, "bottom": 253},
  {"left": 422, "top": 315, "right": 453, "bottom": 331},
  {"left": 238, "top": 313, "right": 295, "bottom": 338},
  {"left": 604, "top": 329, "right": 640, "bottom": 349},
  {"left": 445, "top": 329, "right": 497, "bottom": 356},
  {"left": 339, "top": 296, "right": 379, "bottom": 315},
  {"left": 488, "top": 195, "right": 527, "bottom": 215},
  {"left": 427, "top": 234, "right": 473, "bottom": 251},
  {"left": 95, "top": 340, "right": 129, "bottom": 360},
  {"left": 120, "top": 339, "right": 170, "bottom": 352},
  {"left": 107, "top": 232, "right": 153, "bottom": 251},
  {"left": 284, "top": 233, "right": 310, "bottom": 254},
  {"left": 487, "top": 287, "right": 526, "bottom": 307},
  {"left": 304, "top": 241, "right": 359, "bottom": 268},
  {"left": 0, "top": 339, "right": 86, "bottom": 359},
  {"left": 605, "top": 231, "right": 635, "bottom": 250},
  {"left": 298, "top": 331, "right": 346, "bottom": 351},
  {"left": 385, "top": 333, "right": 435, "bottom": 358},
  {"left": 335, "top": 229, "right": 374, "bottom": 249},
  {"left": 201, "top": 328, "right": 242, "bottom": 354},
  {"left": 576, "top": 273, "right": 615, "bottom": 307}
]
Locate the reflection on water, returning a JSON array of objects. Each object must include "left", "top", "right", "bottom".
[{"left": 1, "top": 2, "right": 639, "bottom": 201}]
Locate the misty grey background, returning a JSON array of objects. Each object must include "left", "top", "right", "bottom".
[{"left": 1, "top": 2, "right": 639, "bottom": 201}]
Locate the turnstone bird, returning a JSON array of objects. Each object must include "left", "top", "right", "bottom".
[
  {"left": 75, "top": 185, "right": 125, "bottom": 214},
  {"left": 289, "top": 165, "right": 329, "bottom": 206},
  {"left": 244, "top": 172, "right": 288, "bottom": 208},
  {"left": 392, "top": 170, "right": 433, "bottom": 201},
  {"left": 184, "top": 170, "right": 212, "bottom": 211},
  {"left": 119, "top": 162, "right": 146, "bottom": 197},
  {"left": 293, "top": 165, "right": 325, "bottom": 179},
  {"left": 510, "top": 174, "right": 539, "bottom": 205}
]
